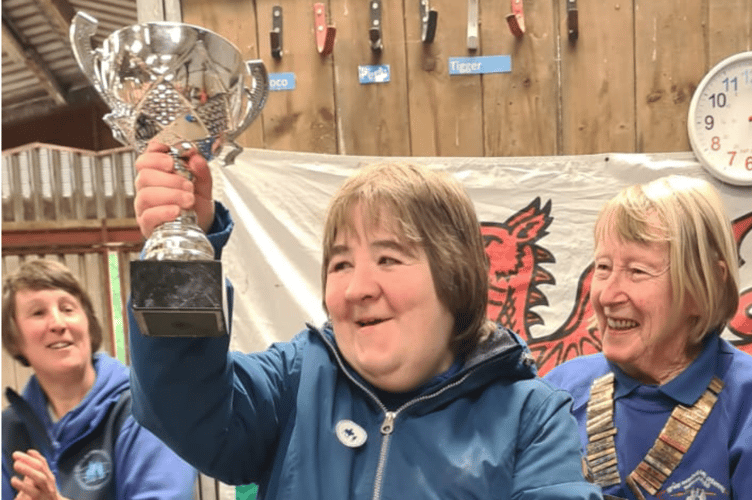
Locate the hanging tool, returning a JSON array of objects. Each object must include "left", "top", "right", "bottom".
[
  {"left": 467, "top": 0, "right": 478, "bottom": 51},
  {"left": 270, "top": 6, "right": 283, "bottom": 59},
  {"left": 313, "top": 3, "right": 336, "bottom": 55},
  {"left": 419, "top": 0, "right": 438, "bottom": 43},
  {"left": 505, "top": 0, "right": 525, "bottom": 38},
  {"left": 369, "top": 0, "right": 383, "bottom": 52},
  {"left": 567, "top": 0, "right": 578, "bottom": 41}
]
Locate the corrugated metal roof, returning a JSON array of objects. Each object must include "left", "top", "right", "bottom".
[{"left": 2, "top": 0, "right": 138, "bottom": 125}]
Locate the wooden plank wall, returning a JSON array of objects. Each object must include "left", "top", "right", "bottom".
[
  {"left": 2, "top": 143, "right": 137, "bottom": 223},
  {"left": 175, "top": 0, "right": 750, "bottom": 158}
]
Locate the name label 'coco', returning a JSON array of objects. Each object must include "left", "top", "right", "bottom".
[{"left": 269, "top": 73, "right": 296, "bottom": 91}]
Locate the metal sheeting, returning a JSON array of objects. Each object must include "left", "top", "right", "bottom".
[{"left": 2, "top": 0, "right": 138, "bottom": 124}]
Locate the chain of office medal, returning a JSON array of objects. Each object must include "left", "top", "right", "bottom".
[{"left": 585, "top": 372, "right": 723, "bottom": 500}]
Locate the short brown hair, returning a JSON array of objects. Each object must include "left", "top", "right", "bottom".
[
  {"left": 2, "top": 259, "right": 103, "bottom": 366},
  {"left": 321, "top": 162, "right": 495, "bottom": 357}
]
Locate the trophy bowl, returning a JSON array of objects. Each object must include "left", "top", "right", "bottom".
[
  {"left": 70, "top": 12, "right": 267, "bottom": 160},
  {"left": 71, "top": 12, "right": 269, "bottom": 336}
]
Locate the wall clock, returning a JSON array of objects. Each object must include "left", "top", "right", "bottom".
[{"left": 687, "top": 51, "right": 752, "bottom": 186}]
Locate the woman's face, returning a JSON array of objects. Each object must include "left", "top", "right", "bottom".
[
  {"left": 14, "top": 287, "right": 94, "bottom": 380},
  {"left": 590, "top": 232, "right": 697, "bottom": 384},
  {"left": 325, "top": 205, "right": 455, "bottom": 393}
]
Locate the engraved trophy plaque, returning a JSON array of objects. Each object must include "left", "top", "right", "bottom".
[{"left": 71, "top": 12, "right": 269, "bottom": 337}]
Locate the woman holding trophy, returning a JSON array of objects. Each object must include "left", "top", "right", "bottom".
[{"left": 126, "top": 142, "right": 603, "bottom": 500}]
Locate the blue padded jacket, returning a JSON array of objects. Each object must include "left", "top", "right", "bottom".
[{"left": 128, "top": 203, "right": 602, "bottom": 500}]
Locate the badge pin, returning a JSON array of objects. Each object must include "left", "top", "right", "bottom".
[{"left": 335, "top": 419, "right": 367, "bottom": 448}]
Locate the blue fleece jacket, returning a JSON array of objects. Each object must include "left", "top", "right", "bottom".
[{"left": 2, "top": 353, "right": 196, "bottom": 499}]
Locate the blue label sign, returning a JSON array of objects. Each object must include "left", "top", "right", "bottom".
[
  {"left": 448, "top": 56, "right": 511, "bottom": 75},
  {"left": 269, "top": 73, "right": 296, "bottom": 91},
  {"left": 358, "top": 65, "right": 390, "bottom": 84}
]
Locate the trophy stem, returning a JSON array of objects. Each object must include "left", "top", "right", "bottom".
[
  {"left": 141, "top": 145, "right": 214, "bottom": 261},
  {"left": 142, "top": 216, "right": 214, "bottom": 261}
]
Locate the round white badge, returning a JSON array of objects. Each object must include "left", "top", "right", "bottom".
[{"left": 335, "top": 419, "right": 368, "bottom": 448}]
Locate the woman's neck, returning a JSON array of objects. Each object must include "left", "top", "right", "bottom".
[
  {"left": 622, "top": 340, "right": 704, "bottom": 386},
  {"left": 36, "top": 364, "right": 96, "bottom": 419}
]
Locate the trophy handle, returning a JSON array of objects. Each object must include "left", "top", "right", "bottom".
[
  {"left": 229, "top": 60, "right": 269, "bottom": 141},
  {"left": 221, "top": 60, "right": 269, "bottom": 165},
  {"left": 70, "top": 12, "right": 105, "bottom": 96}
]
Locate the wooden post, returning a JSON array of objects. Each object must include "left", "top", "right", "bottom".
[{"left": 137, "top": 0, "right": 182, "bottom": 22}]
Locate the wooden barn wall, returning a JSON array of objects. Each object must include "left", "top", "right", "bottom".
[
  {"left": 1, "top": 101, "right": 123, "bottom": 152},
  {"left": 164, "top": 0, "right": 752, "bottom": 157}
]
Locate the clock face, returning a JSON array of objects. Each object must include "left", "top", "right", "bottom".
[{"left": 687, "top": 52, "right": 752, "bottom": 186}]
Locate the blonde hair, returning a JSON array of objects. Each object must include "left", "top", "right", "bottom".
[
  {"left": 593, "top": 175, "right": 739, "bottom": 344},
  {"left": 321, "top": 162, "right": 495, "bottom": 357},
  {"left": 2, "top": 259, "right": 103, "bottom": 366}
]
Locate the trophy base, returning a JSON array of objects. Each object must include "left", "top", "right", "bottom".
[{"left": 130, "top": 260, "right": 227, "bottom": 337}]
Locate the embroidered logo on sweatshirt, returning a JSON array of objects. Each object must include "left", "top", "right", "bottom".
[
  {"left": 662, "top": 470, "right": 728, "bottom": 500},
  {"left": 74, "top": 450, "right": 112, "bottom": 490}
]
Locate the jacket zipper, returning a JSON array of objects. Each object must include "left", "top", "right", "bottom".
[
  {"left": 314, "top": 327, "right": 478, "bottom": 500},
  {"left": 368, "top": 374, "right": 473, "bottom": 499},
  {"left": 372, "top": 411, "right": 396, "bottom": 500}
]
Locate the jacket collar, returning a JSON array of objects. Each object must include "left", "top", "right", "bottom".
[
  {"left": 309, "top": 323, "right": 537, "bottom": 413},
  {"left": 609, "top": 334, "right": 720, "bottom": 406},
  {"left": 21, "top": 353, "right": 129, "bottom": 440}
]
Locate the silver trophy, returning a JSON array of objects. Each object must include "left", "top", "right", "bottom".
[{"left": 71, "top": 12, "right": 269, "bottom": 337}]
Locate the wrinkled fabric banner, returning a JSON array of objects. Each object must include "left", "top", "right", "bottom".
[
  {"left": 218, "top": 149, "right": 751, "bottom": 361},
  {"left": 212, "top": 149, "right": 751, "bottom": 499}
]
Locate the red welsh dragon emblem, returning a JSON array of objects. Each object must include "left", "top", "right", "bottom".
[{"left": 481, "top": 198, "right": 752, "bottom": 376}]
